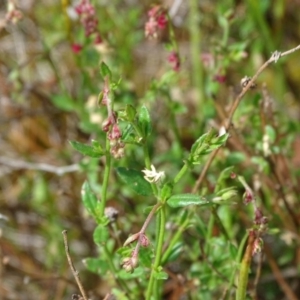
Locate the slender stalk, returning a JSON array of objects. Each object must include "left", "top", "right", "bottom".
[
  {"left": 173, "top": 163, "right": 189, "bottom": 184},
  {"left": 62, "top": 230, "right": 89, "bottom": 300},
  {"left": 146, "top": 206, "right": 166, "bottom": 300},
  {"left": 153, "top": 207, "right": 162, "bottom": 299},
  {"left": 99, "top": 138, "right": 111, "bottom": 218},
  {"left": 236, "top": 231, "right": 255, "bottom": 300}
]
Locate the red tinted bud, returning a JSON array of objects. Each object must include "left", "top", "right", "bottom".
[
  {"left": 230, "top": 172, "right": 236, "bottom": 179},
  {"left": 102, "top": 118, "right": 111, "bottom": 132},
  {"left": 244, "top": 189, "right": 254, "bottom": 205},
  {"left": 168, "top": 51, "right": 180, "bottom": 72},
  {"left": 111, "top": 124, "right": 122, "bottom": 139},
  {"left": 252, "top": 237, "right": 263, "bottom": 255},
  {"left": 140, "top": 234, "right": 150, "bottom": 247}
]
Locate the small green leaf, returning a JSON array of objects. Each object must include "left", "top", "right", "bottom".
[
  {"left": 160, "top": 182, "right": 173, "bottom": 202},
  {"left": 118, "top": 267, "right": 144, "bottom": 279},
  {"left": 100, "top": 61, "right": 112, "bottom": 79},
  {"left": 215, "top": 166, "right": 235, "bottom": 192},
  {"left": 83, "top": 257, "right": 109, "bottom": 274},
  {"left": 191, "top": 133, "right": 208, "bottom": 154},
  {"left": 97, "top": 91, "right": 103, "bottom": 105},
  {"left": 116, "top": 167, "right": 153, "bottom": 196},
  {"left": 164, "top": 242, "right": 183, "bottom": 263},
  {"left": 138, "top": 105, "right": 152, "bottom": 138},
  {"left": 153, "top": 269, "right": 168, "bottom": 280},
  {"left": 69, "top": 140, "right": 104, "bottom": 158},
  {"left": 167, "top": 194, "right": 210, "bottom": 208},
  {"left": 81, "top": 181, "right": 98, "bottom": 217},
  {"left": 52, "top": 94, "right": 77, "bottom": 112},
  {"left": 139, "top": 247, "right": 153, "bottom": 268},
  {"left": 121, "top": 124, "right": 137, "bottom": 143},
  {"left": 91, "top": 140, "right": 103, "bottom": 152},
  {"left": 93, "top": 224, "right": 109, "bottom": 244},
  {"left": 125, "top": 104, "right": 137, "bottom": 122}
]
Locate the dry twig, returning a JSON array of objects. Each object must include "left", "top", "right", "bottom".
[{"left": 62, "top": 230, "right": 89, "bottom": 300}]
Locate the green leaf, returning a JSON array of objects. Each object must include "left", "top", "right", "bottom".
[
  {"left": 218, "top": 166, "right": 235, "bottom": 181},
  {"left": 191, "top": 133, "right": 208, "bottom": 154},
  {"left": 167, "top": 194, "right": 210, "bottom": 208},
  {"left": 91, "top": 139, "right": 103, "bottom": 152},
  {"left": 160, "top": 182, "right": 174, "bottom": 202},
  {"left": 69, "top": 140, "right": 104, "bottom": 158},
  {"left": 118, "top": 267, "right": 144, "bottom": 279},
  {"left": 121, "top": 124, "right": 141, "bottom": 144},
  {"left": 153, "top": 269, "right": 168, "bottom": 280},
  {"left": 93, "top": 224, "right": 109, "bottom": 245},
  {"left": 125, "top": 104, "right": 137, "bottom": 122},
  {"left": 83, "top": 257, "right": 109, "bottom": 274},
  {"left": 164, "top": 242, "right": 183, "bottom": 263},
  {"left": 51, "top": 94, "right": 77, "bottom": 112},
  {"left": 100, "top": 61, "right": 112, "bottom": 79},
  {"left": 190, "top": 131, "right": 229, "bottom": 164},
  {"left": 116, "top": 167, "right": 153, "bottom": 196},
  {"left": 81, "top": 181, "right": 98, "bottom": 217},
  {"left": 138, "top": 105, "right": 152, "bottom": 138},
  {"left": 139, "top": 247, "right": 153, "bottom": 268}
]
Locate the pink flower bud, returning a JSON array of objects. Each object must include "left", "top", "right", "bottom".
[
  {"left": 102, "top": 118, "right": 111, "bottom": 132},
  {"left": 111, "top": 124, "right": 122, "bottom": 139},
  {"left": 140, "top": 234, "right": 150, "bottom": 247},
  {"left": 243, "top": 189, "right": 254, "bottom": 205}
]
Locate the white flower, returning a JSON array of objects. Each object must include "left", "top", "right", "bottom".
[{"left": 142, "top": 164, "right": 165, "bottom": 183}]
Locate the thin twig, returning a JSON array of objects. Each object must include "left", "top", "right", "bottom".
[
  {"left": 0, "top": 157, "right": 80, "bottom": 175},
  {"left": 192, "top": 44, "right": 300, "bottom": 192},
  {"left": 62, "top": 230, "right": 89, "bottom": 300}
]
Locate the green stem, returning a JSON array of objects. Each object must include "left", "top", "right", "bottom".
[
  {"left": 99, "top": 138, "right": 111, "bottom": 218},
  {"left": 146, "top": 206, "right": 166, "bottom": 300},
  {"left": 236, "top": 231, "right": 255, "bottom": 300},
  {"left": 174, "top": 163, "right": 189, "bottom": 184},
  {"left": 226, "top": 232, "right": 248, "bottom": 298}
]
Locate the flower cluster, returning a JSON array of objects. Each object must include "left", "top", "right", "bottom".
[
  {"left": 238, "top": 176, "right": 268, "bottom": 255},
  {"left": 72, "top": 0, "right": 102, "bottom": 53},
  {"left": 121, "top": 256, "right": 138, "bottom": 273},
  {"left": 145, "top": 5, "right": 168, "bottom": 39},
  {"left": 101, "top": 78, "right": 124, "bottom": 159},
  {"left": 121, "top": 232, "right": 150, "bottom": 273}
]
